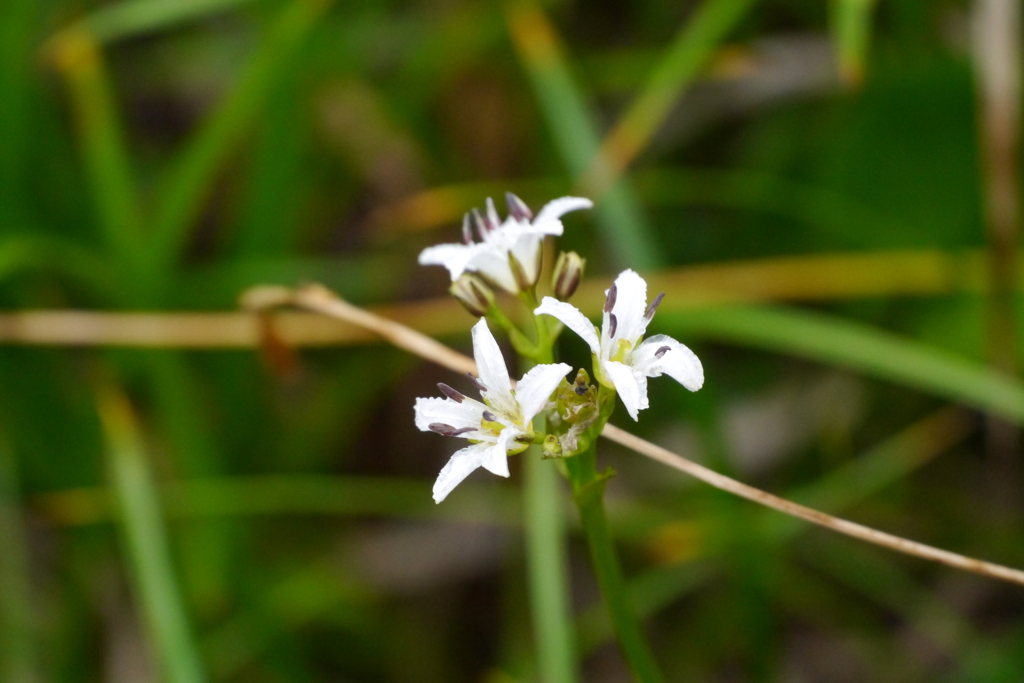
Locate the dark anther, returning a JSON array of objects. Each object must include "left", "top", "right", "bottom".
[
  {"left": 461, "top": 213, "right": 473, "bottom": 245},
  {"left": 466, "top": 373, "right": 487, "bottom": 392},
  {"left": 482, "top": 410, "right": 497, "bottom": 422},
  {"left": 505, "top": 192, "right": 533, "bottom": 221},
  {"left": 645, "top": 292, "right": 666, "bottom": 320},
  {"left": 575, "top": 384, "right": 587, "bottom": 396},
  {"left": 471, "top": 208, "right": 489, "bottom": 241},
  {"left": 655, "top": 345, "right": 671, "bottom": 359},
  {"left": 428, "top": 423, "right": 457, "bottom": 436},
  {"left": 451, "top": 427, "right": 476, "bottom": 436},
  {"left": 438, "top": 383, "right": 465, "bottom": 403},
  {"left": 604, "top": 282, "right": 617, "bottom": 313},
  {"left": 608, "top": 313, "right": 618, "bottom": 338}
]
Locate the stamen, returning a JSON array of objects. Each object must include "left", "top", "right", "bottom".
[
  {"left": 655, "top": 345, "right": 671, "bottom": 359},
  {"left": 608, "top": 313, "right": 618, "bottom": 338},
  {"left": 428, "top": 423, "right": 457, "bottom": 436},
  {"left": 505, "top": 192, "right": 533, "bottom": 221},
  {"left": 575, "top": 384, "right": 587, "bottom": 396},
  {"left": 471, "top": 208, "right": 489, "bottom": 241},
  {"left": 451, "top": 427, "right": 476, "bottom": 436},
  {"left": 466, "top": 372, "right": 487, "bottom": 392},
  {"left": 437, "top": 383, "right": 465, "bottom": 403},
  {"left": 461, "top": 213, "right": 473, "bottom": 245},
  {"left": 604, "top": 282, "right": 617, "bottom": 313},
  {"left": 645, "top": 292, "right": 666, "bottom": 320},
  {"left": 485, "top": 197, "right": 501, "bottom": 230},
  {"left": 482, "top": 410, "right": 497, "bottom": 422}
]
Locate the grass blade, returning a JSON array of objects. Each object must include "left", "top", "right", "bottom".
[
  {"left": 0, "top": 439, "right": 38, "bottom": 683},
  {"left": 82, "top": 0, "right": 256, "bottom": 44},
  {"left": 585, "top": 0, "right": 758, "bottom": 192},
  {"left": 831, "top": 0, "right": 878, "bottom": 87},
  {"left": 49, "top": 30, "right": 143, "bottom": 271},
  {"left": 505, "top": 0, "right": 659, "bottom": 269},
  {"left": 148, "top": 0, "right": 332, "bottom": 276},
  {"left": 96, "top": 381, "right": 207, "bottom": 683},
  {"left": 664, "top": 305, "right": 1024, "bottom": 422}
]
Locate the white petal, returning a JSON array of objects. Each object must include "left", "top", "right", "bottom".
[
  {"left": 418, "top": 243, "right": 479, "bottom": 281},
  {"left": 414, "top": 396, "right": 488, "bottom": 436},
  {"left": 533, "top": 196, "right": 593, "bottom": 231},
  {"left": 466, "top": 246, "right": 518, "bottom": 293},
  {"left": 534, "top": 297, "right": 600, "bottom": 354},
  {"left": 602, "top": 269, "right": 649, "bottom": 357},
  {"left": 432, "top": 442, "right": 492, "bottom": 503},
  {"left": 509, "top": 229, "right": 544, "bottom": 285},
  {"left": 603, "top": 360, "right": 649, "bottom": 421},
  {"left": 632, "top": 335, "right": 704, "bottom": 391},
  {"left": 471, "top": 319, "right": 517, "bottom": 416},
  {"left": 515, "top": 363, "right": 571, "bottom": 423},
  {"left": 479, "top": 428, "right": 515, "bottom": 477}
]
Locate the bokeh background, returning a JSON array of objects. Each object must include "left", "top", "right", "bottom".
[{"left": 3, "top": 0, "right": 1024, "bottom": 681}]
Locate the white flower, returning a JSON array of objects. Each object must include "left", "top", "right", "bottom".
[
  {"left": 414, "top": 318, "right": 571, "bottom": 502},
  {"left": 534, "top": 269, "right": 703, "bottom": 421},
  {"left": 418, "top": 194, "right": 593, "bottom": 293}
]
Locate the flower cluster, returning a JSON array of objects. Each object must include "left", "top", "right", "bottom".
[{"left": 415, "top": 193, "right": 703, "bottom": 501}]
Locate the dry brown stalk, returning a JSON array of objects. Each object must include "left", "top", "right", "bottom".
[
  {"left": 260, "top": 282, "right": 1024, "bottom": 588},
  {"left": 0, "top": 249, "right": 995, "bottom": 348}
]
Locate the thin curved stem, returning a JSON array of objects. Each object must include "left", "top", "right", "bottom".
[{"left": 277, "top": 285, "right": 1024, "bottom": 589}]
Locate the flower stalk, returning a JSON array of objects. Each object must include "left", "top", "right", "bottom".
[{"left": 564, "top": 443, "right": 664, "bottom": 683}]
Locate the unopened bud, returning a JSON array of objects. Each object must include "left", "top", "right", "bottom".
[
  {"left": 552, "top": 251, "right": 585, "bottom": 300},
  {"left": 542, "top": 434, "right": 563, "bottom": 459},
  {"left": 450, "top": 274, "right": 494, "bottom": 317},
  {"left": 508, "top": 251, "right": 534, "bottom": 292}
]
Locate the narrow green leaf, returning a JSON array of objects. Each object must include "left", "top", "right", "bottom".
[
  {"left": 148, "top": 0, "right": 333, "bottom": 277},
  {"left": 97, "top": 382, "right": 207, "bottom": 683},
  {"left": 664, "top": 305, "right": 1024, "bottom": 422},
  {"left": 831, "top": 0, "right": 878, "bottom": 86},
  {"left": 83, "top": 0, "right": 257, "bottom": 44},
  {"left": 34, "top": 475, "right": 520, "bottom": 527},
  {"left": 0, "top": 234, "right": 113, "bottom": 296},
  {"left": 505, "top": 1, "right": 660, "bottom": 270},
  {"left": 52, "top": 31, "right": 144, "bottom": 273},
  {"left": 0, "top": 439, "right": 38, "bottom": 683},
  {"left": 598, "top": 0, "right": 757, "bottom": 182}
]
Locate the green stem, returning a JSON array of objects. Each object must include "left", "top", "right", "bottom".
[
  {"left": 565, "top": 432, "right": 663, "bottom": 682},
  {"left": 521, "top": 344, "right": 577, "bottom": 683}
]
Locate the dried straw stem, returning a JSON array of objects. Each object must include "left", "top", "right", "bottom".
[{"left": 256, "top": 283, "right": 1024, "bottom": 588}]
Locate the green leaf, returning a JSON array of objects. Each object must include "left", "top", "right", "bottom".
[
  {"left": 82, "top": 0, "right": 257, "bottom": 44},
  {"left": 665, "top": 304, "right": 1024, "bottom": 422},
  {"left": 97, "top": 382, "right": 208, "bottom": 683}
]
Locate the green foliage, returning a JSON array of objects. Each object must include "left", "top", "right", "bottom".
[{"left": 4, "top": 0, "right": 1024, "bottom": 681}]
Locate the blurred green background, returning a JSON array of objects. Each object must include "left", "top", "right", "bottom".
[{"left": 5, "top": 0, "right": 1024, "bottom": 681}]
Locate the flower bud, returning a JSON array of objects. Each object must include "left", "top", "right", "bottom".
[
  {"left": 449, "top": 273, "right": 494, "bottom": 317},
  {"left": 552, "top": 251, "right": 585, "bottom": 300},
  {"left": 542, "top": 434, "right": 563, "bottom": 459},
  {"left": 507, "top": 251, "right": 534, "bottom": 292}
]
